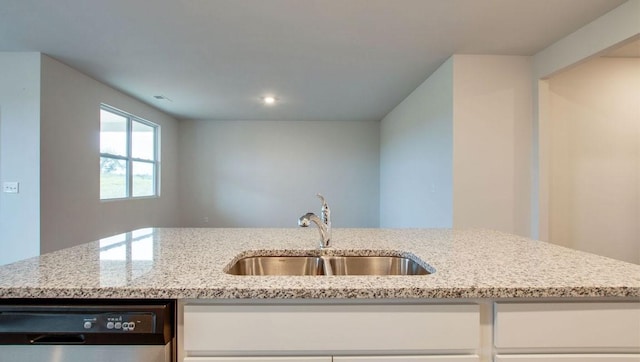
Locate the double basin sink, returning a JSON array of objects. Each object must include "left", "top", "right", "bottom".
[{"left": 226, "top": 253, "right": 432, "bottom": 276}]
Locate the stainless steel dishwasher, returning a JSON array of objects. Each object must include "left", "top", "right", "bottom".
[{"left": 0, "top": 300, "right": 174, "bottom": 362}]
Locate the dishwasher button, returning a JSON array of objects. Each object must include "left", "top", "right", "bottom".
[
  {"left": 106, "top": 322, "right": 114, "bottom": 329},
  {"left": 83, "top": 321, "right": 92, "bottom": 329},
  {"left": 114, "top": 322, "right": 122, "bottom": 329}
]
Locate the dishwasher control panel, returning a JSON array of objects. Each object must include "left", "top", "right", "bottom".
[
  {"left": 0, "top": 311, "right": 156, "bottom": 334},
  {"left": 81, "top": 312, "right": 154, "bottom": 333},
  {"left": 0, "top": 301, "right": 174, "bottom": 345}
]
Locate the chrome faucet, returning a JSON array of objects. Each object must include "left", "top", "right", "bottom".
[{"left": 298, "top": 194, "right": 332, "bottom": 249}]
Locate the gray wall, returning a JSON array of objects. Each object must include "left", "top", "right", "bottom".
[
  {"left": 40, "top": 55, "right": 181, "bottom": 253},
  {"left": 379, "top": 58, "right": 454, "bottom": 228},
  {"left": 0, "top": 52, "right": 41, "bottom": 265},
  {"left": 178, "top": 120, "right": 380, "bottom": 227},
  {"left": 380, "top": 55, "right": 532, "bottom": 234}
]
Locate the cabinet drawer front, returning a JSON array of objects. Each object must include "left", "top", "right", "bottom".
[
  {"left": 494, "top": 302, "right": 640, "bottom": 349},
  {"left": 334, "top": 356, "right": 480, "bottom": 361},
  {"left": 184, "top": 358, "right": 331, "bottom": 362},
  {"left": 495, "top": 355, "right": 640, "bottom": 362},
  {"left": 184, "top": 304, "right": 479, "bottom": 354},
  {"left": 183, "top": 357, "right": 479, "bottom": 362}
]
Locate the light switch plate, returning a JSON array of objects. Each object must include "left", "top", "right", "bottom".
[{"left": 2, "top": 182, "right": 19, "bottom": 194}]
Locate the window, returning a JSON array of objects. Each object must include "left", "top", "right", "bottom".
[{"left": 100, "top": 105, "right": 159, "bottom": 200}]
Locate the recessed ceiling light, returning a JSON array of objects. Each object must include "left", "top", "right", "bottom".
[
  {"left": 153, "top": 95, "right": 172, "bottom": 102},
  {"left": 262, "top": 96, "right": 276, "bottom": 105}
]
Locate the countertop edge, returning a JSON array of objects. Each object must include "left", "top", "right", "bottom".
[{"left": 1, "top": 286, "right": 638, "bottom": 300}]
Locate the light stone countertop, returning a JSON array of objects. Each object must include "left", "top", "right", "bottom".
[{"left": 0, "top": 228, "right": 638, "bottom": 299}]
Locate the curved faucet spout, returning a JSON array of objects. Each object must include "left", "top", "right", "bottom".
[
  {"left": 298, "top": 212, "right": 330, "bottom": 248},
  {"left": 298, "top": 212, "right": 321, "bottom": 228}
]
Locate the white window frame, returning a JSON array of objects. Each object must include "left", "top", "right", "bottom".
[{"left": 100, "top": 104, "right": 160, "bottom": 200}]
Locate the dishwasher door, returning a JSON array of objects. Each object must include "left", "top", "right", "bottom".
[
  {"left": 0, "top": 300, "right": 174, "bottom": 362},
  {"left": 1, "top": 344, "right": 172, "bottom": 362}
]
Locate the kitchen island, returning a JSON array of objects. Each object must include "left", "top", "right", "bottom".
[{"left": 0, "top": 228, "right": 639, "bottom": 361}]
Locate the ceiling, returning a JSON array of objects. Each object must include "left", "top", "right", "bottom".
[
  {"left": 0, "top": 0, "right": 628, "bottom": 121},
  {"left": 602, "top": 36, "right": 640, "bottom": 57}
]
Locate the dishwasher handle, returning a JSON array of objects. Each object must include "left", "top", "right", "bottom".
[{"left": 29, "top": 334, "right": 86, "bottom": 344}]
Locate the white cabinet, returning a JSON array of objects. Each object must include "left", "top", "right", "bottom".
[
  {"left": 180, "top": 300, "right": 639, "bottom": 362},
  {"left": 494, "top": 355, "right": 640, "bottom": 362},
  {"left": 184, "top": 304, "right": 479, "bottom": 355},
  {"left": 184, "top": 358, "right": 331, "bottom": 362},
  {"left": 494, "top": 302, "right": 640, "bottom": 349},
  {"left": 494, "top": 302, "right": 640, "bottom": 362},
  {"left": 334, "top": 357, "right": 480, "bottom": 361},
  {"left": 184, "top": 357, "right": 479, "bottom": 362}
]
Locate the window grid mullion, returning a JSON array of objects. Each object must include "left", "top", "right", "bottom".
[
  {"left": 127, "top": 115, "right": 133, "bottom": 198},
  {"left": 100, "top": 153, "right": 128, "bottom": 161},
  {"left": 131, "top": 157, "right": 155, "bottom": 163},
  {"left": 154, "top": 126, "right": 159, "bottom": 196}
]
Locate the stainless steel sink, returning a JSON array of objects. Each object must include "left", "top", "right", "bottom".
[
  {"left": 226, "top": 256, "right": 325, "bottom": 276},
  {"left": 327, "top": 256, "right": 429, "bottom": 275},
  {"left": 226, "top": 254, "right": 431, "bottom": 276}
]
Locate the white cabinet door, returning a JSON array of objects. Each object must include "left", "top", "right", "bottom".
[
  {"left": 185, "top": 356, "right": 479, "bottom": 362},
  {"left": 335, "top": 356, "right": 480, "bottom": 362},
  {"left": 494, "top": 302, "right": 640, "bottom": 349},
  {"left": 495, "top": 355, "right": 640, "bottom": 362},
  {"left": 184, "top": 358, "right": 331, "bottom": 362},
  {"left": 184, "top": 304, "right": 479, "bottom": 354}
]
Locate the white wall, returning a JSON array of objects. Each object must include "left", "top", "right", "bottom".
[
  {"left": 379, "top": 58, "right": 454, "bottom": 228},
  {"left": 380, "top": 55, "right": 532, "bottom": 234},
  {"left": 0, "top": 52, "right": 41, "bottom": 265},
  {"left": 178, "top": 120, "right": 379, "bottom": 227},
  {"left": 452, "top": 55, "right": 532, "bottom": 235},
  {"left": 533, "top": 0, "right": 640, "bottom": 241},
  {"left": 40, "top": 55, "right": 181, "bottom": 253},
  {"left": 548, "top": 57, "right": 639, "bottom": 264}
]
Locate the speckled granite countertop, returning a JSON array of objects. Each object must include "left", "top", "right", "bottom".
[{"left": 0, "top": 228, "right": 638, "bottom": 299}]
